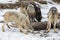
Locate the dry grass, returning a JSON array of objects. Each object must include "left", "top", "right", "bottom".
[
  {"left": 53, "top": 0, "right": 60, "bottom": 3},
  {"left": 39, "top": 1, "right": 47, "bottom": 4}
]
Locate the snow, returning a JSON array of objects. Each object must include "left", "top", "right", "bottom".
[
  {"left": 0, "top": 0, "right": 60, "bottom": 40},
  {"left": 0, "top": 0, "right": 19, "bottom": 4}
]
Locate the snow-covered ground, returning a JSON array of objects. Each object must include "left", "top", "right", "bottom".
[
  {"left": 0, "top": 0, "right": 60, "bottom": 40},
  {"left": 0, "top": 0, "right": 18, "bottom": 4}
]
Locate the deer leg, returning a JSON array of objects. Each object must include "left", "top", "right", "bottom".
[{"left": 7, "top": 24, "right": 10, "bottom": 29}]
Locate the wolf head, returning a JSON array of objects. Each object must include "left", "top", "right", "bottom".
[{"left": 50, "top": 7, "right": 58, "bottom": 15}]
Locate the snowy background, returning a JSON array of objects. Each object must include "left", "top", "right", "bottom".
[{"left": 0, "top": 0, "right": 60, "bottom": 40}]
